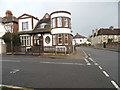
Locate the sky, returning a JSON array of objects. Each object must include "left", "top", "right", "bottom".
[{"left": 0, "top": 0, "right": 119, "bottom": 37}]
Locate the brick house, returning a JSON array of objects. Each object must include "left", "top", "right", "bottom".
[
  {"left": 17, "top": 11, "right": 74, "bottom": 54},
  {"left": 0, "top": 10, "right": 18, "bottom": 54}
]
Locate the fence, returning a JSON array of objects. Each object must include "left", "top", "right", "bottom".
[{"left": 6, "top": 45, "right": 75, "bottom": 55}]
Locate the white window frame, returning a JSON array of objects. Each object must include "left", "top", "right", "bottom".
[
  {"left": 52, "top": 18, "right": 56, "bottom": 28},
  {"left": 64, "top": 17, "right": 68, "bottom": 27},
  {"left": 20, "top": 36, "right": 30, "bottom": 46},
  {"left": 57, "top": 17, "right": 62, "bottom": 27},
  {"left": 22, "top": 22, "right": 28, "bottom": 30}
]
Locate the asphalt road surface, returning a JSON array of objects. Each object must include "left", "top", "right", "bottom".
[
  {"left": 81, "top": 47, "right": 119, "bottom": 86},
  {"left": 1, "top": 48, "right": 119, "bottom": 89}
]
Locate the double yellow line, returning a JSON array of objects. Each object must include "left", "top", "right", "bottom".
[{"left": 0, "top": 84, "right": 34, "bottom": 90}]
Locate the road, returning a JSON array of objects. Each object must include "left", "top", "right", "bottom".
[
  {"left": 81, "top": 47, "right": 119, "bottom": 86},
  {"left": 0, "top": 48, "right": 119, "bottom": 89}
]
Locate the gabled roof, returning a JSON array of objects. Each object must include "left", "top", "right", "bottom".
[
  {"left": 98, "top": 28, "right": 120, "bottom": 35},
  {"left": 2, "top": 16, "right": 18, "bottom": 23},
  {"left": 18, "top": 13, "right": 39, "bottom": 20},
  {"left": 33, "top": 18, "right": 50, "bottom": 32},
  {"left": 74, "top": 33, "right": 86, "bottom": 38},
  {"left": 42, "top": 13, "right": 50, "bottom": 19}
]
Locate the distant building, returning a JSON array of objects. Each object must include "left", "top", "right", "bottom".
[
  {"left": 74, "top": 33, "right": 91, "bottom": 45},
  {"left": 91, "top": 26, "right": 120, "bottom": 46}
]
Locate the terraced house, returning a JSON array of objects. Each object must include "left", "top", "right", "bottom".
[
  {"left": 17, "top": 11, "right": 74, "bottom": 54},
  {"left": 91, "top": 26, "right": 120, "bottom": 48}
]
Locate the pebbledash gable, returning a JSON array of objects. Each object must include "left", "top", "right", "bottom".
[{"left": 17, "top": 11, "right": 74, "bottom": 54}]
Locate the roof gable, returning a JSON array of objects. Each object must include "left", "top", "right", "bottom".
[
  {"left": 18, "top": 13, "right": 39, "bottom": 20},
  {"left": 42, "top": 13, "right": 50, "bottom": 19},
  {"left": 74, "top": 33, "right": 86, "bottom": 38}
]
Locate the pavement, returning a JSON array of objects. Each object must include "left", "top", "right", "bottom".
[{"left": 1, "top": 47, "right": 119, "bottom": 89}]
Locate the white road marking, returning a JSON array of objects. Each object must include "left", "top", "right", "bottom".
[
  {"left": 102, "top": 71, "right": 109, "bottom": 77},
  {"left": 10, "top": 69, "right": 20, "bottom": 74},
  {"left": 80, "top": 48, "right": 88, "bottom": 58},
  {"left": 40, "top": 61, "right": 91, "bottom": 66},
  {"left": 84, "top": 59, "right": 91, "bottom": 65},
  {"left": 84, "top": 59, "right": 89, "bottom": 63},
  {"left": 0, "top": 60, "right": 20, "bottom": 62},
  {"left": 89, "top": 58, "right": 95, "bottom": 62},
  {"left": 98, "top": 66, "right": 103, "bottom": 70},
  {"left": 111, "top": 80, "right": 120, "bottom": 89},
  {"left": 87, "top": 63, "right": 91, "bottom": 65},
  {"left": 94, "top": 63, "right": 99, "bottom": 65}
]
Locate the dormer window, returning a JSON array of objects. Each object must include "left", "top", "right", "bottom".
[
  {"left": 22, "top": 22, "right": 28, "bottom": 30},
  {"left": 40, "top": 23, "right": 47, "bottom": 29},
  {"left": 46, "top": 15, "right": 49, "bottom": 18}
]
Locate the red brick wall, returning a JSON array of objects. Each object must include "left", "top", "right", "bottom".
[{"left": 13, "top": 23, "right": 18, "bottom": 33}]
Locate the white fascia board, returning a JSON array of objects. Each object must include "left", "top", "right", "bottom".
[
  {"left": 51, "top": 13, "right": 71, "bottom": 18},
  {"left": 51, "top": 28, "right": 72, "bottom": 34}
]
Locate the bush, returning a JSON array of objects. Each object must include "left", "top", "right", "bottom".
[{"left": 107, "top": 38, "right": 113, "bottom": 43}]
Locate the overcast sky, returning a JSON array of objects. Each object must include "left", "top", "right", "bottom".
[{"left": 0, "top": 0, "right": 119, "bottom": 37}]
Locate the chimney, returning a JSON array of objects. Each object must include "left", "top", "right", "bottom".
[
  {"left": 6, "top": 10, "right": 13, "bottom": 17},
  {"left": 95, "top": 28, "right": 98, "bottom": 35},
  {"left": 109, "top": 26, "right": 114, "bottom": 30}
]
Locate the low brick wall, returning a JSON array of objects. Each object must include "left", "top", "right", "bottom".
[{"left": 106, "top": 42, "right": 120, "bottom": 49}]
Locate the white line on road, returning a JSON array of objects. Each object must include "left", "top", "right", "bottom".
[
  {"left": 0, "top": 60, "right": 20, "bottom": 62},
  {"left": 89, "top": 58, "right": 95, "bottom": 63},
  {"left": 111, "top": 80, "right": 120, "bottom": 89},
  {"left": 40, "top": 61, "right": 90, "bottom": 66},
  {"left": 84, "top": 59, "right": 91, "bottom": 65},
  {"left": 94, "top": 63, "right": 99, "bottom": 65},
  {"left": 87, "top": 63, "right": 91, "bottom": 65},
  {"left": 80, "top": 48, "right": 88, "bottom": 58},
  {"left": 102, "top": 71, "right": 109, "bottom": 77},
  {"left": 10, "top": 69, "right": 20, "bottom": 74},
  {"left": 84, "top": 59, "right": 89, "bottom": 63},
  {"left": 98, "top": 66, "right": 103, "bottom": 70}
]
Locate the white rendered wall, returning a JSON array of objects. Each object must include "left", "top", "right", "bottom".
[
  {"left": 74, "top": 38, "right": 88, "bottom": 44},
  {"left": 51, "top": 28, "right": 71, "bottom": 34},
  {"left": 19, "top": 18, "right": 32, "bottom": 31},
  {"left": 43, "top": 34, "right": 52, "bottom": 46},
  {"left": 33, "top": 19, "right": 38, "bottom": 28},
  {"left": 51, "top": 13, "right": 71, "bottom": 19},
  {"left": 0, "top": 23, "right": 6, "bottom": 35},
  {"left": 51, "top": 12, "right": 72, "bottom": 35}
]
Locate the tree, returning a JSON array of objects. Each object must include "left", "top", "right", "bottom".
[
  {"left": 2, "top": 32, "right": 21, "bottom": 46},
  {"left": 87, "top": 38, "right": 92, "bottom": 42},
  {"left": 2, "top": 32, "right": 21, "bottom": 54}
]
